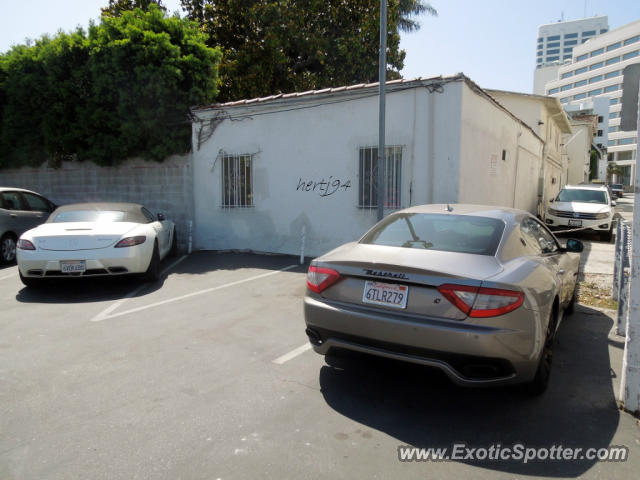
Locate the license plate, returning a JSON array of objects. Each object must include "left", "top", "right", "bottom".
[
  {"left": 362, "top": 281, "right": 408, "bottom": 309},
  {"left": 60, "top": 260, "right": 86, "bottom": 273},
  {"left": 568, "top": 219, "right": 582, "bottom": 227}
]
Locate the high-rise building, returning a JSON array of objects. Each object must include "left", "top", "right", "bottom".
[
  {"left": 545, "top": 19, "right": 640, "bottom": 185},
  {"left": 534, "top": 16, "right": 609, "bottom": 95}
]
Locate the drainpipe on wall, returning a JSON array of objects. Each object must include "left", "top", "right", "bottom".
[
  {"left": 537, "top": 142, "right": 547, "bottom": 219},
  {"left": 511, "top": 127, "right": 522, "bottom": 209}
]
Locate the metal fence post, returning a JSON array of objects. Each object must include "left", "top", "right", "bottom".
[
  {"left": 617, "top": 222, "right": 631, "bottom": 336},
  {"left": 613, "top": 220, "right": 622, "bottom": 300}
]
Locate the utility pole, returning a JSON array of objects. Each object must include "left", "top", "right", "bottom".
[
  {"left": 377, "top": 0, "right": 387, "bottom": 222},
  {"left": 620, "top": 77, "right": 640, "bottom": 415}
]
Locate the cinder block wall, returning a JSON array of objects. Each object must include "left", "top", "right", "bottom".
[{"left": 0, "top": 154, "right": 194, "bottom": 252}]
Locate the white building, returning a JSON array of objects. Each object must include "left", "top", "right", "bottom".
[
  {"left": 534, "top": 16, "right": 609, "bottom": 95},
  {"left": 565, "top": 119, "right": 597, "bottom": 184},
  {"left": 190, "top": 75, "right": 546, "bottom": 257},
  {"left": 486, "top": 90, "right": 573, "bottom": 215},
  {"left": 545, "top": 19, "right": 640, "bottom": 186}
]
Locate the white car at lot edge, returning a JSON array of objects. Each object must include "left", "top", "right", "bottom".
[
  {"left": 16, "top": 202, "right": 177, "bottom": 287},
  {"left": 544, "top": 184, "right": 615, "bottom": 242}
]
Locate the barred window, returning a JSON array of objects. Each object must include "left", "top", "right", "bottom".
[
  {"left": 222, "top": 154, "right": 253, "bottom": 207},
  {"left": 358, "top": 146, "right": 402, "bottom": 209}
]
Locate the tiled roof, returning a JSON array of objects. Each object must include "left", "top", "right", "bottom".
[
  {"left": 191, "top": 75, "right": 457, "bottom": 110},
  {"left": 190, "top": 73, "right": 546, "bottom": 143}
]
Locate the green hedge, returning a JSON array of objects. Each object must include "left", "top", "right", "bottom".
[{"left": 0, "top": 4, "right": 221, "bottom": 168}]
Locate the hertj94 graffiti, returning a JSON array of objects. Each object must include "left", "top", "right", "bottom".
[{"left": 296, "top": 177, "right": 352, "bottom": 197}]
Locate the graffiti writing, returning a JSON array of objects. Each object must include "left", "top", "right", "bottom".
[{"left": 296, "top": 177, "right": 352, "bottom": 197}]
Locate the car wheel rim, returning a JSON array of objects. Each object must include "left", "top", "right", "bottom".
[
  {"left": 2, "top": 237, "right": 16, "bottom": 262},
  {"left": 540, "top": 323, "right": 554, "bottom": 380}
]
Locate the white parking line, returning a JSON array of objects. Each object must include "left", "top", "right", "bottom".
[
  {"left": 0, "top": 272, "right": 16, "bottom": 281},
  {"left": 91, "top": 263, "right": 297, "bottom": 322},
  {"left": 160, "top": 255, "right": 188, "bottom": 277},
  {"left": 90, "top": 255, "right": 187, "bottom": 322},
  {"left": 272, "top": 343, "right": 312, "bottom": 365}
]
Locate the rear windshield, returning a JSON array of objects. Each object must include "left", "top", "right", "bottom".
[
  {"left": 359, "top": 213, "right": 505, "bottom": 256},
  {"left": 49, "top": 210, "right": 126, "bottom": 223},
  {"left": 556, "top": 189, "right": 607, "bottom": 204},
  {"left": 611, "top": 184, "right": 623, "bottom": 189}
]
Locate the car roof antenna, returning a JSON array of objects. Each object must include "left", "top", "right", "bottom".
[{"left": 445, "top": 204, "right": 453, "bottom": 212}]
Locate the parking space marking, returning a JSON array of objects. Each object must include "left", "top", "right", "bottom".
[
  {"left": 0, "top": 272, "right": 16, "bottom": 281},
  {"left": 272, "top": 343, "right": 312, "bottom": 365},
  {"left": 90, "top": 255, "right": 187, "bottom": 322},
  {"left": 160, "top": 254, "right": 188, "bottom": 278},
  {"left": 91, "top": 263, "right": 297, "bottom": 322}
]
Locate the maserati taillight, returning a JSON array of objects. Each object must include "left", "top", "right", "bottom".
[
  {"left": 437, "top": 284, "right": 524, "bottom": 318},
  {"left": 306, "top": 265, "right": 341, "bottom": 293}
]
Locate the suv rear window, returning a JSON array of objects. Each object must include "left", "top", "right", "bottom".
[{"left": 359, "top": 213, "right": 505, "bottom": 256}]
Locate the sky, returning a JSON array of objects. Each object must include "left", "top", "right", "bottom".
[{"left": 1, "top": 0, "right": 640, "bottom": 94}]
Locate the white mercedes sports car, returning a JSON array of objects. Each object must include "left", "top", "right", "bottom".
[{"left": 16, "top": 202, "right": 177, "bottom": 287}]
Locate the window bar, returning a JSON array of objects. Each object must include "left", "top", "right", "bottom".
[
  {"left": 241, "top": 155, "right": 246, "bottom": 207},
  {"left": 367, "top": 148, "right": 372, "bottom": 208},
  {"left": 249, "top": 155, "right": 253, "bottom": 206},
  {"left": 362, "top": 148, "right": 373, "bottom": 207},
  {"left": 223, "top": 156, "right": 228, "bottom": 208},
  {"left": 371, "top": 148, "right": 376, "bottom": 208},
  {"left": 384, "top": 146, "right": 393, "bottom": 208},
  {"left": 392, "top": 147, "right": 397, "bottom": 206},
  {"left": 234, "top": 155, "right": 239, "bottom": 208},
  {"left": 390, "top": 147, "right": 395, "bottom": 208},
  {"left": 358, "top": 149, "right": 363, "bottom": 207},
  {"left": 245, "top": 156, "right": 249, "bottom": 207}
]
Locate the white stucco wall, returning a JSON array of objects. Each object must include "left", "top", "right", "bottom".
[
  {"left": 192, "top": 82, "right": 465, "bottom": 257},
  {"left": 565, "top": 123, "right": 592, "bottom": 184},
  {"left": 486, "top": 92, "right": 572, "bottom": 215},
  {"left": 458, "top": 85, "right": 544, "bottom": 213},
  {"left": 191, "top": 79, "right": 545, "bottom": 257}
]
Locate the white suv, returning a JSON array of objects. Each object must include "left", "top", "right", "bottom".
[{"left": 545, "top": 184, "right": 615, "bottom": 242}]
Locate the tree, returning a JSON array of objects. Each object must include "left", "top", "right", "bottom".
[
  {"left": 102, "top": 0, "right": 166, "bottom": 17},
  {"left": 397, "top": 0, "right": 437, "bottom": 32},
  {"left": 79, "top": 5, "right": 221, "bottom": 164},
  {"left": 607, "top": 162, "right": 625, "bottom": 183},
  {"left": 589, "top": 148, "right": 598, "bottom": 180},
  {"left": 0, "top": 4, "right": 221, "bottom": 168},
  {"left": 180, "top": 0, "right": 437, "bottom": 102}
]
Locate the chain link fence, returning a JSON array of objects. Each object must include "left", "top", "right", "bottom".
[{"left": 614, "top": 221, "right": 633, "bottom": 336}]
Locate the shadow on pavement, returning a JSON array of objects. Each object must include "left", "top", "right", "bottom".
[
  {"left": 167, "top": 251, "right": 308, "bottom": 276},
  {"left": 319, "top": 305, "right": 619, "bottom": 477},
  {"left": 15, "top": 275, "right": 165, "bottom": 304},
  {"left": 14, "top": 252, "right": 307, "bottom": 304}
]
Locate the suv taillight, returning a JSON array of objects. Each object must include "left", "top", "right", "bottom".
[
  {"left": 306, "top": 265, "right": 341, "bottom": 293},
  {"left": 437, "top": 284, "right": 524, "bottom": 318}
]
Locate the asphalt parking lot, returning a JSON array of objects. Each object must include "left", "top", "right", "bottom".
[{"left": 1, "top": 251, "right": 639, "bottom": 480}]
